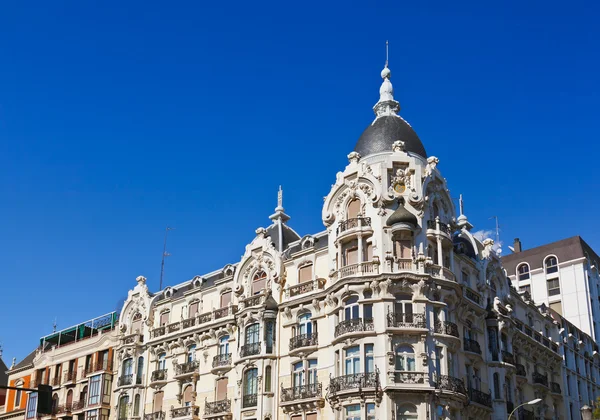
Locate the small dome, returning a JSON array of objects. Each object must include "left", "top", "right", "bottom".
[
  {"left": 354, "top": 115, "right": 427, "bottom": 158},
  {"left": 387, "top": 202, "right": 418, "bottom": 227}
]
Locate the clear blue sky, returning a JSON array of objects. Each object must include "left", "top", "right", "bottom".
[{"left": 1, "top": 1, "right": 598, "bottom": 363}]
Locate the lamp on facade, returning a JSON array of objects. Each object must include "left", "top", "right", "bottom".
[
  {"left": 581, "top": 405, "right": 593, "bottom": 420},
  {"left": 508, "top": 398, "right": 543, "bottom": 420}
]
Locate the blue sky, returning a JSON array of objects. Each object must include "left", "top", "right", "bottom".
[{"left": 1, "top": 1, "right": 598, "bottom": 363}]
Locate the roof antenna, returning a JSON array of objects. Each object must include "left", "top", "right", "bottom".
[
  {"left": 489, "top": 216, "right": 502, "bottom": 254},
  {"left": 459, "top": 194, "right": 464, "bottom": 216},
  {"left": 53, "top": 318, "right": 57, "bottom": 333},
  {"left": 159, "top": 226, "right": 175, "bottom": 291},
  {"left": 385, "top": 40, "right": 389, "bottom": 68}
]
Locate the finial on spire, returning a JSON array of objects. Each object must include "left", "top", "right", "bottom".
[
  {"left": 374, "top": 41, "right": 400, "bottom": 118},
  {"left": 385, "top": 40, "right": 389, "bottom": 68},
  {"left": 459, "top": 194, "right": 464, "bottom": 216},
  {"left": 277, "top": 185, "right": 283, "bottom": 209}
]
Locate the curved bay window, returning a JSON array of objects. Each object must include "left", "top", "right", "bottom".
[
  {"left": 395, "top": 345, "right": 416, "bottom": 371},
  {"left": 545, "top": 256, "right": 558, "bottom": 275},
  {"left": 252, "top": 271, "right": 267, "bottom": 295},
  {"left": 243, "top": 368, "right": 258, "bottom": 408},
  {"left": 517, "top": 264, "right": 530, "bottom": 281}
]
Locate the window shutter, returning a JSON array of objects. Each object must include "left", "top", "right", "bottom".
[
  {"left": 299, "top": 265, "right": 312, "bottom": 283},
  {"left": 220, "top": 292, "right": 232, "bottom": 308}
]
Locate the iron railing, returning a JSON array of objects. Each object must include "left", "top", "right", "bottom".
[
  {"left": 63, "top": 371, "right": 77, "bottom": 382},
  {"left": 144, "top": 412, "right": 165, "bottom": 420},
  {"left": 51, "top": 376, "right": 61, "bottom": 386},
  {"left": 469, "top": 388, "right": 492, "bottom": 407},
  {"left": 329, "top": 372, "right": 378, "bottom": 394},
  {"left": 281, "top": 383, "right": 322, "bottom": 402},
  {"left": 176, "top": 360, "right": 199, "bottom": 376},
  {"left": 532, "top": 372, "right": 548, "bottom": 387},
  {"left": 434, "top": 375, "right": 467, "bottom": 395},
  {"left": 434, "top": 321, "right": 459, "bottom": 337},
  {"left": 151, "top": 369, "right": 167, "bottom": 382},
  {"left": 240, "top": 343, "right": 260, "bottom": 358},
  {"left": 337, "top": 217, "right": 372, "bottom": 234},
  {"left": 212, "top": 353, "right": 232, "bottom": 368},
  {"left": 71, "top": 400, "right": 86, "bottom": 411},
  {"left": 334, "top": 318, "right": 374, "bottom": 337},
  {"left": 502, "top": 351, "right": 515, "bottom": 365},
  {"left": 118, "top": 374, "right": 133, "bottom": 386},
  {"left": 391, "top": 371, "right": 425, "bottom": 384},
  {"left": 387, "top": 312, "right": 426, "bottom": 329},
  {"left": 464, "top": 339, "right": 481, "bottom": 355},
  {"left": 242, "top": 394, "right": 257, "bottom": 408},
  {"left": 465, "top": 287, "right": 481, "bottom": 305},
  {"left": 171, "top": 406, "right": 198, "bottom": 418},
  {"left": 289, "top": 333, "right": 318, "bottom": 350},
  {"left": 84, "top": 360, "right": 112, "bottom": 376},
  {"left": 204, "top": 399, "right": 231, "bottom": 415}
]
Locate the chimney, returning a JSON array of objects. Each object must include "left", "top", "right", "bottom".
[{"left": 513, "top": 238, "right": 522, "bottom": 253}]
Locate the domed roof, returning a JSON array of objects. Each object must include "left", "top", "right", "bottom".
[
  {"left": 354, "top": 115, "right": 427, "bottom": 158},
  {"left": 387, "top": 202, "right": 418, "bottom": 227}
]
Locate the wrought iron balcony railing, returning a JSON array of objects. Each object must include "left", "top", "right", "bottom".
[
  {"left": 204, "top": 399, "right": 231, "bottom": 415},
  {"left": 71, "top": 400, "right": 86, "bottom": 411},
  {"left": 212, "top": 353, "right": 232, "bottom": 368},
  {"left": 387, "top": 312, "right": 426, "bottom": 329},
  {"left": 242, "top": 394, "right": 257, "bottom": 408},
  {"left": 334, "top": 318, "right": 374, "bottom": 338},
  {"left": 502, "top": 350, "right": 515, "bottom": 365},
  {"left": 240, "top": 343, "right": 261, "bottom": 358},
  {"left": 84, "top": 360, "right": 113, "bottom": 376},
  {"left": 551, "top": 382, "right": 561, "bottom": 394},
  {"left": 63, "top": 371, "right": 77, "bottom": 383},
  {"left": 144, "top": 411, "right": 165, "bottom": 420},
  {"left": 434, "top": 321, "right": 459, "bottom": 337},
  {"left": 532, "top": 372, "right": 548, "bottom": 387},
  {"left": 118, "top": 374, "right": 133, "bottom": 386},
  {"left": 289, "top": 333, "right": 318, "bottom": 351},
  {"left": 464, "top": 287, "right": 481, "bottom": 305},
  {"left": 281, "top": 383, "right": 322, "bottom": 402},
  {"left": 329, "top": 372, "right": 378, "bottom": 394},
  {"left": 434, "top": 375, "right": 467, "bottom": 395},
  {"left": 469, "top": 388, "right": 492, "bottom": 407},
  {"left": 151, "top": 369, "right": 167, "bottom": 382},
  {"left": 51, "top": 376, "right": 61, "bottom": 386},
  {"left": 516, "top": 363, "right": 527, "bottom": 377},
  {"left": 337, "top": 217, "right": 372, "bottom": 234},
  {"left": 463, "top": 339, "right": 481, "bottom": 355},
  {"left": 391, "top": 371, "right": 425, "bottom": 384},
  {"left": 426, "top": 219, "right": 452, "bottom": 235},
  {"left": 171, "top": 406, "right": 198, "bottom": 418},
  {"left": 176, "top": 360, "right": 199, "bottom": 376}
]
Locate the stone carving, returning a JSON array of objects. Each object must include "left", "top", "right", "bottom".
[
  {"left": 347, "top": 151, "right": 361, "bottom": 164},
  {"left": 284, "top": 307, "right": 293, "bottom": 320},
  {"left": 423, "top": 156, "right": 440, "bottom": 179},
  {"left": 482, "top": 239, "right": 495, "bottom": 259},
  {"left": 312, "top": 299, "right": 321, "bottom": 313},
  {"left": 379, "top": 278, "right": 392, "bottom": 296},
  {"left": 392, "top": 140, "right": 405, "bottom": 152}
]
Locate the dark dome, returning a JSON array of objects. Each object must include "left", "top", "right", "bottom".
[
  {"left": 354, "top": 115, "right": 427, "bottom": 158},
  {"left": 387, "top": 203, "right": 418, "bottom": 227}
]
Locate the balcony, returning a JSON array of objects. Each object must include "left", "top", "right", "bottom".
[
  {"left": 71, "top": 400, "right": 86, "bottom": 412},
  {"left": 287, "top": 279, "right": 326, "bottom": 298},
  {"left": 502, "top": 350, "right": 515, "bottom": 365},
  {"left": 150, "top": 369, "right": 167, "bottom": 384},
  {"left": 427, "top": 264, "right": 455, "bottom": 282},
  {"left": 167, "top": 322, "right": 181, "bottom": 334},
  {"left": 242, "top": 394, "right": 257, "bottom": 408},
  {"left": 63, "top": 371, "right": 77, "bottom": 383},
  {"left": 337, "top": 217, "right": 372, "bottom": 235},
  {"left": 334, "top": 318, "right": 374, "bottom": 338},
  {"left": 516, "top": 364, "right": 527, "bottom": 377},
  {"left": 84, "top": 360, "right": 113, "bottom": 376},
  {"left": 51, "top": 377, "right": 61, "bottom": 387},
  {"left": 122, "top": 333, "right": 144, "bottom": 346},
  {"left": 204, "top": 399, "right": 231, "bottom": 416},
  {"left": 118, "top": 374, "right": 134, "bottom": 387},
  {"left": 387, "top": 312, "right": 426, "bottom": 329},
  {"left": 152, "top": 326, "right": 166, "bottom": 338},
  {"left": 240, "top": 294, "right": 265, "bottom": 309},
  {"left": 281, "top": 383, "right": 323, "bottom": 402},
  {"left": 434, "top": 321, "right": 459, "bottom": 338},
  {"left": 469, "top": 388, "right": 492, "bottom": 408},
  {"left": 434, "top": 375, "right": 467, "bottom": 396},
  {"left": 464, "top": 287, "right": 482, "bottom": 305},
  {"left": 390, "top": 371, "right": 426, "bottom": 385},
  {"left": 240, "top": 343, "right": 260, "bottom": 358},
  {"left": 532, "top": 372, "right": 548, "bottom": 388},
  {"left": 211, "top": 353, "right": 232, "bottom": 373},
  {"left": 171, "top": 406, "right": 198, "bottom": 418},
  {"left": 333, "top": 261, "right": 379, "bottom": 280},
  {"left": 463, "top": 339, "right": 481, "bottom": 355},
  {"left": 175, "top": 361, "right": 199, "bottom": 377},
  {"left": 144, "top": 412, "right": 165, "bottom": 420},
  {"left": 551, "top": 382, "right": 561, "bottom": 394},
  {"left": 55, "top": 403, "right": 72, "bottom": 415},
  {"left": 329, "top": 372, "right": 378, "bottom": 394},
  {"left": 289, "top": 333, "right": 318, "bottom": 352}
]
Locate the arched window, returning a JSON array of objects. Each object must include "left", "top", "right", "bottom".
[
  {"left": 394, "top": 294, "right": 414, "bottom": 324},
  {"left": 264, "top": 366, "right": 272, "bottom": 392},
  {"left": 545, "top": 256, "right": 558, "bottom": 275},
  {"left": 136, "top": 357, "right": 144, "bottom": 384},
  {"left": 347, "top": 199, "right": 361, "bottom": 219},
  {"left": 187, "top": 345, "right": 196, "bottom": 363},
  {"left": 182, "top": 385, "right": 193, "bottom": 406},
  {"left": 344, "top": 296, "right": 360, "bottom": 321},
  {"left": 131, "top": 312, "right": 143, "bottom": 334},
  {"left": 396, "top": 403, "right": 418, "bottom": 420},
  {"left": 252, "top": 271, "right": 267, "bottom": 295},
  {"left": 118, "top": 395, "right": 129, "bottom": 420},
  {"left": 493, "top": 373, "right": 501, "bottom": 399},
  {"left": 433, "top": 202, "right": 440, "bottom": 219},
  {"left": 395, "top": 345, "right": 416, "bottom": 371},
  {"left": 80, "top": 386, "right": 88, "bottom": 405},
  {"left": 245, "top": 323, "right": 259, "bottom": 345},
  {"left": 344, "top": 346, "right": 360, "bottom": 375},
  {"left": 66, "top": 390, "right": 73, "bottom": 407},
  {"left": 157, "top": 353, "right": 166, "bottom": 370},
  {"left": 517, "top": 264, "right": 530, "bottom": 281},
  {"left": 122, "top": 358, "right": 133, "bottom": 377},
  {"left": 298, "top": 263, "right": 313, "bottom": 283},
  {"left": 218, "top": 335, "right": 230, "bottom": 355},
  {"left": 298, "top": 313, "right": 313, "bottom": 337},
  {"left": 52, "top": 394, "right": 58, "bottom": 413},
  {"left": 243, "top": 368, "right": 258, "bottom": 406},
  {"left": 133, "top": 394, "right": 140, "bottom": 416}
]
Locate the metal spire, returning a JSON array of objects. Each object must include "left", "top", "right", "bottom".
[
  {"left": 374, "top": 41, "right": 400, "bottom": 118},
  {"left": 159, "top": 226, "right": 174, "bottom": 291}
]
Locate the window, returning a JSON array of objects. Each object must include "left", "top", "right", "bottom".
[
  {"left": 159, "top": 311, "right": 169, "bottom": 326},
  {"left": 293, "top": 362, "right": 304, "bottom": 388},
  {"left": 344, "top": 296, "right": 360, "bottom": 320},
  {"left": 244, "top": 368, "right": 258, "bottom": 397},
  {"left": 298, "top": 313, "right": 313, "bottom": 336},
  {"left": 26, "top": 393, "right": 37, "bottom": 419},
  {"left": 299, "top": 264, "right": 313, "bottom": 283},
  {"left": 520, "top": 285, "right": 531, "bottom": 294},
  {"left": 264, "top": 366, "right": 272, "bottom": 392},
  {"left": 367, "top": 403, "right": 376, "bottom": 420},
  {"left": 265, "top": 320, "right": 275, "bottom": 354},
  {"left": 493, "top": 373, "right": 501, "bottom": 399},
  {"left": 220, "top": 291, "right": 232, "bottom": 308},
  {"left": 136, "top": 357, "right": 144, "bottom": 384},
  {"left": 345, "top": 247, "right": 359, "bottom": 266},
  {"left": 182, "top": 385, "right": 193, "bottom": 406},
  {"left": 246, "top": 323, "right": 259, "bottom": 345},
  {"left": 344, "top": 346, "right": 360, "bottom": 374},
  {"left": 394, "top": 294, "right": 413, "bottom": 323},
  {"left": 14, "top": 387, "right": 22, "bottom": 407},
  {"left": 365, "top": 242, "right": 373, "bottom": 261},
  {"left": 394, "top": 232, "right": 412, "bottom": 259},
  {"left": 157, "top": 353, "right": 166, "bottom": 370},
  {"left": 122, "top": 358, "right": 133, "bottom": 377},
  {"left": 365, "top": 344, "right": 374, "bottom": 373},
  {"left": 80, "top": 386, "right": 88, "bottom": 405},
  {"left": 187, "top": 345, "right": 196, "bottom": 363},
  {"left": 396, "top": 404, "right": 418, "bottom": 420},
  {"left": 219, "top": 336, "right": 229, "bottom": 355},
  {"left": 548, "top": 278, "right": 560, "bottom": 296},
  {"left": 153, "top": 391, "right": 163, "bottom": 412},
  {"left": 131, "top": 312, "right": 142, "bottom": 333},
  {"left": 462, "top": 271, "right": 469, "bottom": 285},
  {"left": 395, "top": 345, "right": 416, "bottom": 371},
  {"left": 545, "top": 256, "right": 558, "bottom": 274},
  {"left": 518, "top": 264, "right": 530, "bottom": 280},
  {"left": 345, "top": 404, "right": 361, "bottom": 420},
  {"left": 88, "top": 375, "right": 101, "bottom": 406},
  {"left": 118, "top": 395, "right": 128, "bottom": 420},
  {"left": 52, "top": 394, "right": 58, "bottom": 413},
  {"left": 252, "top": 271, "right": 267, "bottom": 295},
  {"left": 133, "top": 394, "right": 140, "bottom": 416},
  {"left": 87, "top": 409, "right": 98, "bottom": 420},
  {"left": 347, "top": 199, "right": 361, "bottom": 219},
  {"left": 188, "top": 301, "right": 199, "bottom": 318},
  {"left": 308, "top": 359, "right": 317, "bottom": 385}
]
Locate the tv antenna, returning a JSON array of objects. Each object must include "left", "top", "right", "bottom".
[
  {"left": 159, "top": 226, "right": 175, "bottom": 290},
  {"left": 489, "top": 216, "right": 500, "bottom": 244}
]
